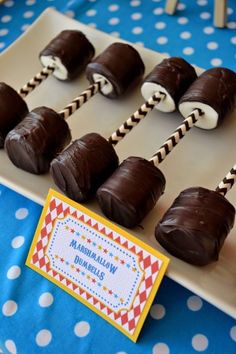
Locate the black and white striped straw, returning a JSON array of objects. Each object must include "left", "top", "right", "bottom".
[
  {"left": 108, "top": 91, "right": 166, "bottom": 146},
  {"left": 216, "top": 165, "right": 236, "bottom": 196},
  {"left": 18, "top": 65, "right": 55, "bottom": 98},
  {"left": 149, "top": 108, "right": 204, "bottom": 166},
  {"left": 58, "top": 78, "right": 107, "bottom": 120}
]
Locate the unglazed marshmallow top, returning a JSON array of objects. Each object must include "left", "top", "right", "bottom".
[
  {"left": 179, "top": 67, "right": 236, "bottom": 129},
  {"left": 141, "top": 57, "right": 197, "bottom": 112},
  {"left": 86, "top": 42, "right": 145, "bottom": 98},
  {"left": 39, "top": 30, "right": 95, "bottom": 80}
]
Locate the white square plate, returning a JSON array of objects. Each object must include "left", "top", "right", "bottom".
[{"left": 0, "top": 8, "right": 235, "bottom": 318}]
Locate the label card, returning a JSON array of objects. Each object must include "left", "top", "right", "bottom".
[{"left": 26, "top": 189, "right": 169, "bottom": 342}]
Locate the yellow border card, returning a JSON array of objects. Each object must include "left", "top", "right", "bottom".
[{"left": 26, "top": 189, "right": 169, "bottom": 342}]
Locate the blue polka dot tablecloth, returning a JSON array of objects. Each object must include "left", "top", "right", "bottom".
[{"left": 0, "top": 0, "right": 236, "bottom": 353}]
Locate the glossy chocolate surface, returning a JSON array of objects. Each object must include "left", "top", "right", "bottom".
[
  {"left": 0, "top": 82, "right": 28, "bottom": 148},
  {"left": 39, "top": 30, "right": 95, "bottom": 80},
  {"left": 155, "top": 187, "right": 235, "bottom": 266},
  {"left": 86, "top": 42, "right": 145, "bottom": 98},
  {"left": 179, "top": 67, "right": 236, "bottom": 125},
  {"left": 50, "top": 133, "right": 119, "bottom": 202},
  {"left": 97, "top": 156, "right": 166, "bottom": 228},
  {"left": 144, "top": 57, "right": 197, "bottom": 105},
  {"left": 5, "top": 107, "right": 71, "bottom": 174}
]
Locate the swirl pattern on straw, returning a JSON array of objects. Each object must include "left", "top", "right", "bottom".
[
  {"left": 59, "top": 79, "right": 106, "bottom": 120},
  {"left": 216, "top": 165, "right": 236, "bottom": 196},
  {"left": 149, "top": 108, "right": 204, "bottom": 166},
  {"left": 108, "top": 92, "right": 165, "bottom": 146},
  {"left": 18, "top": 65, "right": 55, "bottom": 98}
]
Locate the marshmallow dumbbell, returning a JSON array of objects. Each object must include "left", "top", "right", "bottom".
[
  {"left": 5, "top": 43, "right": 144, "bottom": 175},
  {"left": 155, "top": 165, "right": 236, "bottom": 266},
  {"left": 51, "top": 57, "right": 195, "bottom": 202},
  {"left": 0, "top": 30, "right": 95, "bottom": 148}
]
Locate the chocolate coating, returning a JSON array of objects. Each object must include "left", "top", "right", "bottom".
[
  {"left": 39, "top": 30, "right": 95, "bottom": 80},
  {"left": 5, "top": 107, "right": 71, "bottom": 174},
  {"left": 143, "top": 57, "right": 197, "bottom": 106},
  {"left": 179, "top": 67, "right": 236, "bottom": 125},
  {"left": 86, "top": 42, "right": 145, "bottom": 98},
  {"left": 155, "top": 187, "right": 235, "bottom": 266},
  {"left": 0, "top": 82, "right": 28, "bottom": 148},
  {"left": 50, "top": 133, "right": 119, "bottom": 202},
  {"left": 97, "top": 156, "right": 166, "bottom": 228}
]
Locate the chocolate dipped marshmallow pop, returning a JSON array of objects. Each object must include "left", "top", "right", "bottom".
[
  {"left": 97, "top": 67, "right": 236, "bottom": 228},
  {"left": 155, "top": 165, "right": 236, "bottom": 266},
  {"left": 5, "top": 42, "right": 145, "bottom": 175},
  {"left": 0, "top": 30, "right": 95, "bottom": 148},
  {"left": 50, "top": 57, "right": 197, "bottom": 202}
]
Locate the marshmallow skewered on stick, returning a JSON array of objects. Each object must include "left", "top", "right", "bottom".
[
  {"left": 0, "top": 30, "right": 95, "bottom": 148},
  {"left": 50, "top": 58, "right": 197, "bottom": 201},
  {"left": 155, "top": 165, "right": 236, "bottom": 266},
  {"left": 5, "top": 43, "right": 145, "bottom": 175},
  {"left": 97, "top": 67, "right": 236, "bottom": 228}
]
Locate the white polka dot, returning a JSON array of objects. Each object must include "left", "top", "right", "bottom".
[
  {"left": 108, "top": 17, "right": 120, "bottom": 25},
  {"left": 156, "top": 36, "right": 168, "bottom": 45},
  {"left": 180, "top": 31, "right": 191, "bottom": 39},
  {"left": 23, "top": 11, "right": 34, "bottom": 18},
  {"left": 207, "top": 41, "right": 218, "bottom": 50},
  {"left": 36, "top": 329, "right": 52, "bottom": 347},
  {"left": 231, "top": 37, "right": 236, "bottom": 45},
  {"left": 177, "top": 3, "right": 186, "bottom": 10},
  {"left": 131, "top": 13, "right": 142, "bottom": 20},
  {"left": 153, "top": 342, "right": 170, "bottom": 354},
  {"left": 65, "top": 10, "right": 75, "bottom": 18},
  {"left": 135, "top": 41, "right": 144, "bottom": 47},
  {"left": 203, "top": 26, "right": 214, "bottom": 34},
  {"left": 177, "top": 17, "right": 188, "bottom": 24},
  {"left": 152, "top": 0, "right": 162, "bottom": 2},
  {"left": 74, "top": 321, "right": 90, "bottom": 337},
  {"left": 86, "top": 9, "right": 97, "bottom": 17},
  {"left": 116, "top": 352, "right": 127, "bottom": 354},
  {"left": 230, "top": 326, "right": 236, "bottom": 341},
  {"left": 0, "top": 29, "right": 8, "bottom": 36},
  {"left": 21, "top": 24, "right": 30, "bottom": 31},
  {"left": 4, "top": 1, "right": 14, "bottom": 7},
  {"left": 227, "top": 22, "right": 236, "bottom": 29},
  {"left": 155, "top": 22, "right": 166, "bottom": 29},
  {"left": 15, "top": 208, "right": 29, "bottom": 220},
  {"left": 88, "top": 23, "right": 97, "bottom": 28},
  {"left": 11, "top": 236, "right": 25, "bottom": 248},
  {"left": 2, "top": 300, "right": 18, "bottom": 317},
  {"left": 1, "top": 15, "right": 12, "bottom": 23},
  {"left": 132, "top": 26, "right": 143, "bottom": 34},
  {"left": 211, "top": 58, "right": 222, "bottom": 66},
  {"left": 0, "top": 42, "right": 5, "bottom": 49},
  {"left": 150, "top": 304, "right": 166, "bottom": 319},
  {"left": 200, "top": 12, "right": 211, "bottom": 20},
  {"left": 192, "top": 334, "right": 209, "bottom": 351},
  {"left": 26, "top": 0, "right": 36, "bottom": 5},
  {"left": 153, "top": 7, "right": 164, "bottom": 15},
  {"left": 227, "top": 8, "right": 233, "bottom": 15},
  {"left": 130, "top": 0, "right": 140, "bottom": 6},
  {"left": 5, "top": 340, "right": 17, "bottom": 354},
  {"left": 183, "top": 47, "right": 194, "bottom": 55},
  {"left": 108, "top": 4, "right": 119, "bottom": 12},
  {"left": 110, "top": 31, "right": 120, "bottom": 37},
  {"left": 7, "top": 266, "right": 21, "bottom": 280},
  {"left": 197, "top": 0, "right": 207, "bottom": 5},
  {"left": 187, "top": 295, "right": 203, "bottom": 311},
  {"left": 39, "top": 292, "right": 54, "bottom": 307}
]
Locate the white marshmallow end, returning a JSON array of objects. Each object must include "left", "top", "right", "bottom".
[
  {"left": 92, "top": 73, "right": 113, "bottom": 95},
  {"left": 141, "top": 82, "right": 176, "bottom": 112},
  {"left": 179, "top": 101, "right": 219, "bottom": 130},
  {"left": 40, "top": 55, "right": 68, "bottom": 80}
]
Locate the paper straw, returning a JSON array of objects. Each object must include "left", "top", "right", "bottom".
[{"left": 216, "top": 165, "right": 236, "bottom": 196}]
